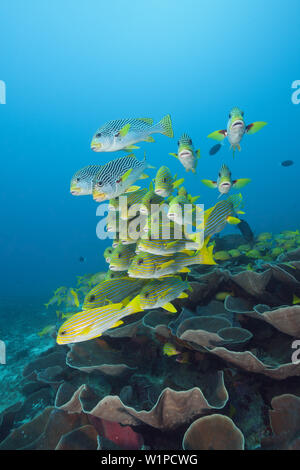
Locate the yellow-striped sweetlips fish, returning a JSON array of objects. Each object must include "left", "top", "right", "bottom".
[
  {"left": 139, "top": 182, "right": 164, "bottom": 215},
  {"left": 91, "top": 114, "right": 173, "bottom": 153},
  {"left": 169, "top": 133, "right": 200, "bottom": 174},
  {"left": 139, "top": 276, "right": 191, "bottom": 312},
  {"left": 92, "top": 154, "right": 154, "bottom": 202},
  {"left": 108, "top": 188, "right": 148, "bottom": 219},
  {"left": 201, "top": 164, "right": 251, "bottom": 196},
  {"left": 70, "top": 165, "right": 102, "bottom": 195},
  {"left": 154, "top": 166, "right": 184, "bottom": 198},
  {"left": 56, "top": 295, "right": 142, "bottom": 344},
  {"left": 202, "top": 193, "right": 243, "bottom": 240},
  {"left": 136, "top": 234, "right": 202, "bottom": 256},
  {"left": 83, "top": 277, "right": 146, "bottom": 310},
  {"left": 103, "top": 246, "right": 113, "bottom": 263},
  {"left": 109, "top": 243, "right": 137, "bottom": 271},
  {"left": 128, "top": 245, "right": 215, "bottom": 278},
  {"left": 207, "top": 107, "right": 267, "bottom": 157}
]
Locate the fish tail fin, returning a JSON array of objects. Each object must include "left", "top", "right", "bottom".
[
  {"left": 158, "top": 114, "right": 173, "bottom": 138},
  {"left": 197, "top": 243, "right": 216, "bottom": 265},
  {"left": 126, "top": 295, "right": 143, "bottom": 314}
]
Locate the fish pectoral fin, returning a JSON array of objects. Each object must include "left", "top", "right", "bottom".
[
  {"left": 173, "top": 178, "right": 185, "bottom": 189},
  {"left": 125, "top": 185, "right": 141, "bottom": 192},
  {"left": 177, "top": 292, "right": 189, "bottom": 299},
  {"left": 159, "top": 260, "right": 175, "bottom": 270},
  {"left": 118, "top": 123, "right": 131, "bottom": 137},
  {"left": 227, "top": 216, "right": 241, "bottom": 225},
  {"left": 232, "top": 178, "right": 251, "bottom": 189},
  {"left": 169, "top": 152, "right": 178, "bottom": 159},
  {"left": 121, "top": 168, "right": 133, "bottom": 182},
  {"left": 165, "top": 240, "right": 178, "bottom": 248},
  {"left": 196, "top": 149, "right": 201, "bottom": 158},
  {"left": 139, "top": 173, "right": 149, "bottom": 179},
  {"left": 246, "top": 121, "right": 267, "bottom": 135},
  {"left": 182, "top": 250, "right": 195, "bottom": 256},
  {"left": 201, "top": 179, "right": 217, "bottom": 189},
  {"left": 162, "top": 302, "right": 177, "bottom": 313},
  {"left": 207, "top": 130, "right": 227, "bottom": 141}
]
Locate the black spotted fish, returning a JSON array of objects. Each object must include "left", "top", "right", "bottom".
[
  {"left": 91, "top": 115, "right": 173, "bottom": 152},
  {"left": 207, "top": 107, "right": 267, "bottom": 157}
]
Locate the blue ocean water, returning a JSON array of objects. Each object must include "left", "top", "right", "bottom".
[
  {"left": 1, "top": 1, "right": 300, "bottom": 449},
  {"left": 1, "top": 0, "right": 299, "bottom": 298}
]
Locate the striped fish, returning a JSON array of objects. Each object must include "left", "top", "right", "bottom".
[
  {"left": 83, "top": 277, "right": 146, "bottom": 310},
  {"left": 103, "top": 246, "right": 113, "bottom": 263},
  {"left": 92, "top": 154, "right": 154, "bottom": 202},
  {"left": 202, "top": 194, "right": 243, "bottom": 240},
  {"left": 56, "top": 295, "right": 142, "bottom": 344},
  {"left": 139, "top": 276, "right": 191, "bottom": 312},
  {"left": 201, "top": 164, "right": 251, "bottom": 196},
  {"left": 139, "top": 182, "right": 164, "bottom": 215},
  {"left": 169, "top": 133, "right": 200, "bottom": 174},
  {"left": 154, "top": 166, "right": 184, "bottom": 198},
  {"left": 207, "top": 107, "right": 267, "bottom": 157},
  {"left": 109, "top": 243, "right": 137, "bottom": 271},
  {"left": 113, "top": 189, "right": 148, "bottom": 220},
  {"left": 70, "top": 165, "right": 102, "bottom": 196},
  {"left": 91, "top": 115, "right": 173, "bottom": 152},
  {"left": 128, "top": 246, "right": 215, "bottom": 279},
  {"left": 136, "top": 236, "right": 201, "bottom": 256}
]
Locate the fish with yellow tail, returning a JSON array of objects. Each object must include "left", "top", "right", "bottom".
[
  {"left": 207, "top": 107, "right": 267, "bottom": 157},
  {"left": 82, "top": 277, "right": 146, "bottom": 310},
  {"left": 128, "top": 244, "right": 215, "bottom": 279},
  {"left": 56, "top": 295, "right": 142, "bottom": 344},
  {"left": 92, "top": 154, "right": 155, "bottom": 202},
  {"left": 109, "top": 243, "right": 137, "bottom": 271},
  {"left": 91, "top": 114, "right": 173, "bottom": 153},
  {"left": 169, "top": 133, "right": 200, "bottom": 174},
  {"left": 136, "top": 233, "right": 202, "bottom": 256},
  {"left": 154, "top": 166, "right": 184, "bottom": 198},
  {"left": 139, "top": 276, "right": 192, "bottom": 313},
  {"left": 201, "top": 164, "right": 251, "bottom": 196},
  {"left": 200, "top": 193, "right": 244, "bottom": 240}
]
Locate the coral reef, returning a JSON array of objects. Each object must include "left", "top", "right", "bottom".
[{"left": 1, "top": 232, "right": 300, "bottom": 450}]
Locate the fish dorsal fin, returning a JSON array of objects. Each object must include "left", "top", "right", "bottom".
[{"left": 138, "top": 118, "right": 154, "bottom": 124}]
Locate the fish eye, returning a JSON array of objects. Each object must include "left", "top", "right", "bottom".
[
  {"left": 241, "top": 111, "right": 244, "bottom": 116},
  {"left": 97, "top": 181, "right": 103, "bottom": 187},
  {"left": 96, "top": 132, "right": 102, "bottom": 138},
  {"left": 89, "top": 295, "right": 95, "bottom": 302},
  {"left": 76, "top": 177, "right": 80, "bottom": 182},
  {"left": 60, "top": 330, "right": 66, "bottom": 335},
  {"left": 177, "top": 141, "right": 180, "bottom": 146},
  {"left": 144, "top": 292, "right": 150, "bottom": 298},
  {"left": 163, "top": 177, "right": 167, "bottom": 183},
  {"left": 118, "top": 253, "right": 122, "bottom": 258},
  {"left": 188, "top": 139, "right": 192, "bottom": 144},
  {"left": 137, "top": 258, "right": 143, "bottom": 265}
]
